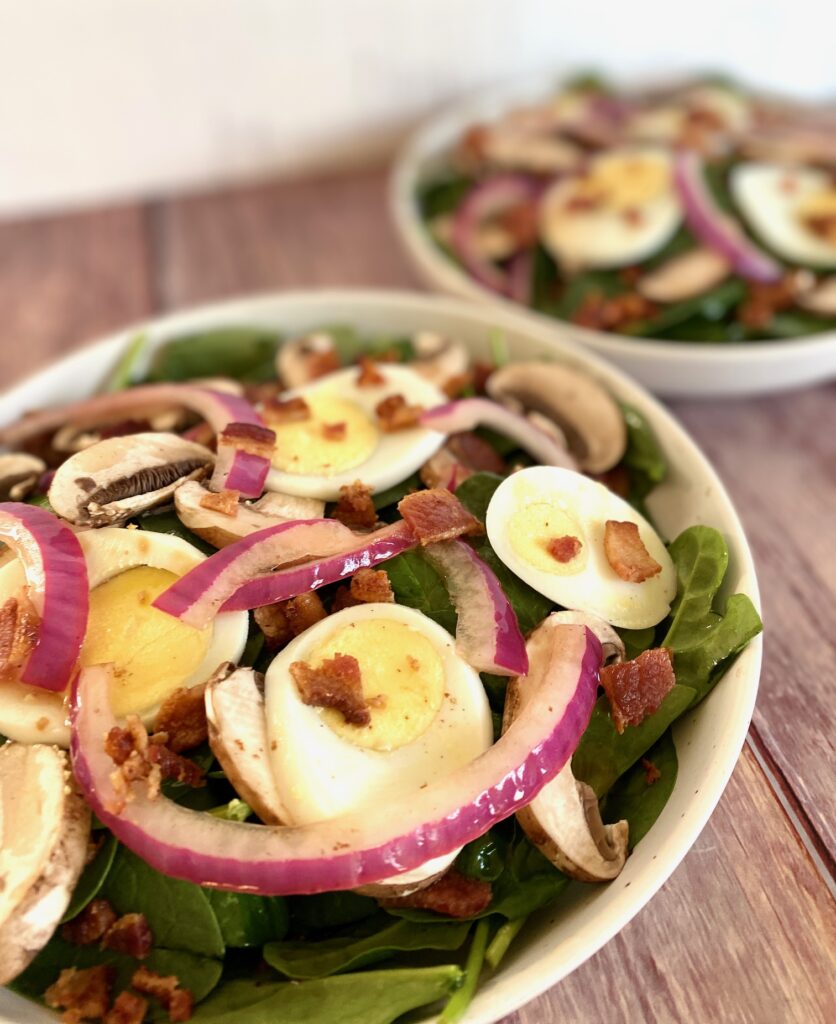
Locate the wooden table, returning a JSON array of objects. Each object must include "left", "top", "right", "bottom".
[{"left": 1, "top": 167, "right": 834, "bottom": 1024}]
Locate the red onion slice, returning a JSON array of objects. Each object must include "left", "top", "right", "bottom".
[
  {"left": 420, "top": 399, "right": 576, "bottom": 469},
  {"left": 70, "top": 624, "right": 600, "bottom": 894},
  {"left": 451, "top": 175, "right": 538, "bottom": 296},
  {"left": 673, "top": 151, "right": 782, "bottom": 282},
  {"left": 0, "top": 502, "right": 88, "bottom": 692},
  {"left": 423, "top": 539, "right": 528, "bottom": 676}
]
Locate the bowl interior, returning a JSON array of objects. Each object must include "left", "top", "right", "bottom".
[{"left": 0, "top": 290, "right": 762, "bottom": 1024}]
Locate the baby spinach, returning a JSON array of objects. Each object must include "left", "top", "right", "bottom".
[
  {"left": 622, "top": 279, "right": 747, "bottom": 339},
  {"left": 372, "top": 470, "right": 421, "bottom": 512},
  {"left": 138, "top": 508, "right": 216, "bottom": 556},
  {"left": 438, "top": 918, "right": 490, "bottom": 1024},
  {"left": 204, "top": 890, "right": 288, "bottom": 948},
  {"left": 189, "top": 966, "right": 464, "bottom": 1024},
  {"left": 602, "top": 730, "right": 678, "bottom": 849},
  {"left": 383, "top": 549, "right": 457, "bottom": 635},
  {"left": 100, "top": 332, "right": 149, "bottom": 392},
  {"left": 617, "top": 626, "right": 657, "bottom": 661},
  {"left": 146, "top": 327, "right": 281, "bottom": 384},
  {"left": 530, "top": 245, "right": 561, "bottom": 315},
  {"left": 418, "top": 175, "right": 474, "bottom": 220},
  {"left": 456, "top": 831, "right": 506, "bottom": 882},
  {"left": 289, "top": 891, "right": 378, "bottom": 933},
  {"left": 454, "top": 472, "right": 503, "bottom": 522},
  {"left": 619, "top": 403, "right": 667, "bottom": 513},
  {"left": 61, "top": 834, "right": 118, "bottom": 923},
  {"left": 553, "top": 268, "right": 625, "bottom": 320},
  {"left": 263, "top": 917, "right": 470, "bottom": 979},
  {"left": 485, "top": 915, "right": 527, "bottom": 970},
  {"left": 101, "top": 847, "right": 224, "bottom": 959}
]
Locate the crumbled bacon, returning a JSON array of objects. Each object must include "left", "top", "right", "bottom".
[
  {"left": 290, "top": 653, "right": 371, "bottom": 726},
  {"left": 45, "top": 966, "right": 113, "bottom": 1022},
  {"left": 106, "top": 717, "right": 205, "bottom": 800},
  {"left": 600, "top": 647, "right": 676, "bottom": 734},
  {"left": 375, "top": 394, "right": 424, "bottom": 432},
  {"left": 285, "top": 592, "right": 328, "bottom": 634},
  {"left": 545, "top": 535, "right": 583, "bottom": 563},
  {"left": 253, "top": 602, "right": 293, "bottom": 648},
  {"left": 103, "top": 990, "right": 148, "bottom": 1024},
  {"left": 458, "top": 124, "right": 491, "bottom": 164},
  {"left": 105, "top": 717, "right": 148, "bottom": 765},
  {"left": 642, "top": 757, "right": 662, "bottom": 785},
  {"left": 590, "top": 464, "right": 630, "bottom": 498},
  {"left": 154, "top": 683, "right": 208, "bottom": 753},
  {"left": 441, "top": 372, "right": 473, "bottom": 399},
  {"left": 356, "top": 356, "right": 386, "bottom": 387},
  {"left": 62, "top": 899, "right": 118, "bottom": 946},
  {"left": 243, "top": 380, "right": 283, "bottom": 406},
  {"left": 737, "top": 273, "right": 806, "bottom": 329},
  {"left": 101, "top": 913, "right": 154, "bottom": 960},
  {"left": 321, "top": 421, "right": 347, "bottom": 441},
  {"left": 146, "top": 742, "right": 206, "bottom": 788},
  {"left": 131, "top": 967, "right": 194, "bottom": 1022},
  {"left": 571, "top": 290, "right": 657, "bottom": 332},
  {"left": 603, "top": 520, "right": 662, "bottom": 583},
  {"left": 0, "top": 595, "right": 38, "bottom": 681},
  {"left": 471, "top": 361, "right": 494, "bottom": 395},
  {"left": 397, "top": 488, "right": 483, "bottom": 545},
  {"left": 198, "top": 489, "right": 240, "bottom": 517},
  {"left": 217, "top": 422, "right": 275, "bottom": 458},
  {"left": 446, "top": 431, "right": 507, "bottom": 475},
  {"left": 333, "top": 568, "right": 394, "bottom": 610},
  {"left": 263, "top": 396, "right": 311, "bottom": 424},
  {"left": 332, "top": 480, "right": 377, "bottom": 530},
  {"left": 496, "top": 199, "right": 540, "bottom": 247},
  {"left": 380, "top": 869, "right": 492, "bottom": 919}
]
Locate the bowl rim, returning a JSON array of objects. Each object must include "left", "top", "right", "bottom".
[
  {"left": 388, "top": 70, "right": 836, "bottom": 362},
  {"left": 0, "top": 288, "right": 763, "bottom": 1024}
]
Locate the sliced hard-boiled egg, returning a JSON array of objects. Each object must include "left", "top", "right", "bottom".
[
  {"left": 731, "top": 163, "right": 836, "bottom": 268},
  {"left": 540, "top": 147, "right": 681, "bottom": 270},
  {"left": 263, "top": 365, "right": 446, "bottom": 501},
  {"left": 486, "top": 466, "right": 676, "bottom": 629},
  {"left": 0, "top": 528, "right": 248, "bottom": 747}
]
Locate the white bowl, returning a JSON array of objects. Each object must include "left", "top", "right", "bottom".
[
  {"left": 0, "top": 290, "right": 762, "bottom": 1024},
  {"left": 389, "top": 74, "right": 836, "bottom": 397}
]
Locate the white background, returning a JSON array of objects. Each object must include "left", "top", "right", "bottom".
[{"left": 0, "top": 0, "right": 833, "bottom": 214}]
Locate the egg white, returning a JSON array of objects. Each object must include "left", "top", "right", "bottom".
[
  {"left": 0, "top": 527, "right": 248, "bottom": 747},
  {"left": 486, "top": 466, "right": 676, "bottom": 629},
  {"left": 264, "top": 365, "right": 446, "bottom": 501}
]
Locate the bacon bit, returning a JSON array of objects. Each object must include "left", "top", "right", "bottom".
[
  {"left": 101, "top": 913, "right": 154, "bottom": 960},
  {"left": 243, "top": 380, "right": 283, "bottom": 406},
  {"left": 545, "top": 534, "right": 583, "bottom": 563},
  {"left": 253, "top": 602, "right": 293, "bottom": 648},
  {"left": 564, "top": 193, "right": 604, "bottom": 214},
  {"left": 332, "top": 480, "right": 377, "bottom": 530},
  {"left": 398, "top": 488, "right": 483, "bottom": 545},
  {"left": 105, "top": 717, "right": 205, "bottom": 799},
  {"left": 284, "top": 591, "right": 328, "bottom": 634},
  {"left": 441, "top": 372, "right": 473, "bottom": 399},
  {"left": 458, "top": 124, "right": 491, "bottom": 164},
  {"left": 497, "top": 200, "right": 540, "bottom": 247},
  {"left": 62, "top": 899, "right": 118, "bottom": 946},
  {"left": 380, "top": 869, "right": 492, "bottom": 918},
  {"left": 263, "top": 396, "right": 312, "bottom": 424},
  {"left": 356, "top": 356, "right": 386, "bottom": 387},
  {"left": 590, "top": 464, "right": 631, "bottom": 498},
  {"left": 290, "top": 654, "right": 370, "bottom": 726},
  {"left": 322, "top": 421, "right": 347, "bottom": 441},
  {"left": 103, "top": 990, "right": 148, "bottom": 1024},
  {"left": 571, "top": 290, "right": 657, "bottom": 332},
  {"left": 738, "top": 273, "right": 805, "bottom": 329},
  {"left": 619, "top": 266, "right": 643, "bottom": 286},
  {"left": 217, "top": 422, "right": 275, "bottom": 458},
  {"left": 600, "top": 647, "right": 676, "bottom": 734},
  {"left": 471, "top": 361, "right": 494, "bottom": 395},
  {"left": 105, "top": 717, "right": 148, "bottom": 765},
  {"left": 333, "top": 568, "right": 395, "bottom": 611},
  {"left": 0, "top": 595, "right": 39, "bottom": 682},
  {"left": 376, "top": 394, "right": 424, "bottom": 432},
  {"left": 131, "top": 967, "right": 194, "bottom": 1022},
  {"left": 45, "top": 966, "right": 114, "bottom": 1022},
  {"left": 198, "top": 488, "right": 240, "bottom": 517},
  {"left": 146, "top": 742, "right": 206, "bottom": 789},
  {"left": 642, "top": 757, "right": 662, "bottom": 785},
  {"left": 604, "top": 520, "right": 662, "bottom": 583},
  {"left": 154, "top": 684, "right": 208, "bottom": 753},
  {"left": 622, "top": 207, "right": 644, "bottom": 227},
  {"left": 446, "top": 431, "right": 507, "bottom": 474}
]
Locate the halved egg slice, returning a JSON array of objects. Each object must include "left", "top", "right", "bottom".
[
  {"left": 540, "top": 147, "right": 681, "bottom": 270},
  {"left": 0, "top": 528, "right": 248, "bottom": 746},
  {"left": 731, "top": 162, "right": 836, "bottom": 268},
  {"left": 486, "top": 466, "right": 676, "bottom": 629},
  {"left": 263, "top": 365, "right": 446, "bottom": 500}
]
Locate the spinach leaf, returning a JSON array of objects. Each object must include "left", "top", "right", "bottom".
[
  {"left": 619, "top": 403, "right": 667, "bottom": 513},
  {"left": 160, "top": 744, "right": 218, "bottom": 810},
  {"left": 204, "top": 890, "right": 288, "bottom": 948},
  {"left": 439, "top": 918, "right": 490, "bottom": 1024},
  {"left": 372, "top": 470, "right": 421, "bottom": 512},
  {"left": 263, "top": 917, "right": 470, "bottom": 979},
  {"left": 418, "top": 175, "right": 474, "bottom": 220},
  {"left": 485, "top": 915, "right": 527, "bottom": 971},
  {"left": 757, "top": 311, "right": 835, "bottom": 338},
  {"left": 663, "top": 526, "right": 729, "bottom": 648},
  {"left": 530, "top": 245, "right": 561, "bottom": 314},
  {"left": 553, "top": 269, "right": 625, "bottom": 319},
  {"left": 138, "top": 508, "right": 216, "bottom": 556},
  {"left": 622, "top": 279, "right": 746, "bottom": 338},
  {"left": 101, "top": 847, "right": 224, "bottom": 958},
  {"left": 456, "top": 831, "right": 506, "bottom": 882},
  {"left": 454, "top": 472, "right": 503, "bottom": 523},
  {"left": 146, "top": 328, "right": 281, "bottom": 384},
  {"left": 100, "top": 332, "right": 149, "bottom": 392},
  {"left": 572, "top": 686, "right": 696, "bottom": 797},
  {"left": 602, "top": 730, "right": 678, "bottom": 848},
  {"left": 61, "top": 834, "right": 118, "bottom": 923},
  {"left": 289, "top": 891, "right": 378, "bottom": 933},
  {"left": 383, "top": 549, "right": 457, "bottom": 634},
  {"left": 311, "top": 325, "right": 412, "bottom": 365},
  {"left": 617, "top": 626, "right": 656, "bottom": 661},
  {"left": 189, "top": 966, "right": 463, "bottom": 1024}
]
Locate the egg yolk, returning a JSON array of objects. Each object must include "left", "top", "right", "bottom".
[
  {"left": 797, "top": 188, "right": 836, "bottom": 244},
  {"left": 266, "top": 393, "right": 379, "bottom": 476},
  {"left": 303, "top": 619, "right": 445, "bottom": 752},
  {"left": 508, "top": 497, "right": 588, "bottom": 576},
  {"left": 589, "top": 154, "right": 671, "bottom": 209},
  {"left": 79, "top": 566, "right": 211, "bottom": 717}
]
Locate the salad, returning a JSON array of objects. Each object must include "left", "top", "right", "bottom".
[
  {"left": 417, "top": 75, "right": 836, "bottom": 342},
  {"left": 0, "top": 324, "right": 761, "bottom": 1024}
]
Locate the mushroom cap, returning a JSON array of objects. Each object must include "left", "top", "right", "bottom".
[
  {"left": 410, "top": 332, "right": 470, "bottom": 389},
  {"left": 486, "top": 362, "right": 627, "bottom": 473},
  {"left": 638, "top": 247, "right": 730, "bottom": 304},
  {"left": 0, "top": 453, "right": 46, "bottom": 501},
  {"left": 49, "top": 432, "right": 214, "bottom": 527}
]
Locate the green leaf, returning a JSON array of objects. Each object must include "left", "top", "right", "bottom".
[
  {"left": 418, "top": 175, "right": 474, "bottom": 219},
  {"left": 617, "top": 626, "right": 656, "bottom": 661},
  {"left": 470, "top": 538, "right": 554, "bottom": 635},
  {"left": 530, "top": 244, "right": 560, "bottom": 314},
  {"left": 439, "top": 918, "right": 490, "bottom": 1024},
  {"left": 203, "top": 890, "right": 288, "bottom": 948},
  {"left": 621, "top": 279, "right": 747, "bottom": 338},
  {"left": 455, "top": 831, "right": 506, "bottom": 882},
  {"left": 264, "top": 917, "right": 470, "bottom": 979},
  {"left": 371, "top": 470, "right": 421, "bottom": 512},
  {"left": 454, "top": 472, "right": 503, "bottom": 523},
  {"left": 100, "top": 332, "right": 149, "bottom": 392},
  {"left": 602, "top": 730, "right": 678, "bottom": 848},
  {"left": 146, "top": 327, "right": 281, "bottom": 384},
  {"left": 485, "top": 915, "right": 527, "bottom": 971},
  {"left": 101, "top": 847, "right": 224, "bottom": 958},
  {"left": 382, "top": 548, "right": 457, "bottom": 635},
  {"left": 138, "top": 508, "right": 217, "bottom": 556},
  {"left": 189, "top": 966, "right": 464, "bottom": 1024},
  {"left": 61, "top": 834, "right": 118, "bottom": 923},
  {"left": 207, "top": 798, "right": 252, "bottom": 822},
  {"left": 288, "top": 891, "right": 378, "bottom": 933},
  {"left": 663, "top": 526, "right": 729, "bottom": 650},
  {"left": 619, "top": 402, "right": 667, "bottom": 512},
  {"left": 572, "top": 686, "right": 696, "bottom": 797},
  {"left": 553, "top": 268, "right": 625, "bottom": 319}
]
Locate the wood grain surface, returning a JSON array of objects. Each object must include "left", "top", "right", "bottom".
[{"left": 0, "top": 166, "right": 833, "bottom": 1023}]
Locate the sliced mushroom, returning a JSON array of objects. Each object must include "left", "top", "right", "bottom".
[
  {"left": 175, "top": 481, "right": 325, "bottom": 548},
  {"left": 503, "top": 616, "right": 629, "bottom": 882},
  {"left": 480, "top": 128, "right": 584, "bottom": 174},
  {"left": 409, "top": 332, "right": 470, "bottom": 389},
  {"left": 0, "top": 743, "right": 91, "bottom": 984},
  {"left": 0, "top": 454, "right": 46, "bottom": 501},
  {"left": 276, "top": 333, "right": 340, "bottom": 389},
  {"left": 796, "top": 275, "right": 836, "bottom": 316},
  {"left": 486, "top": 362, "right": 627, "bottom": 473},
  {"left": 637, "top": 248, "right": 731, "bottom": 304},
  {"left": 353, "top": 855, "right": 454, "bottom": 899},
  {"left": 49, "top": 432, "right": 213, "bottom": 527},
  {"left": 545, "top": 610, "right": 625, "bottom": 665}
]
